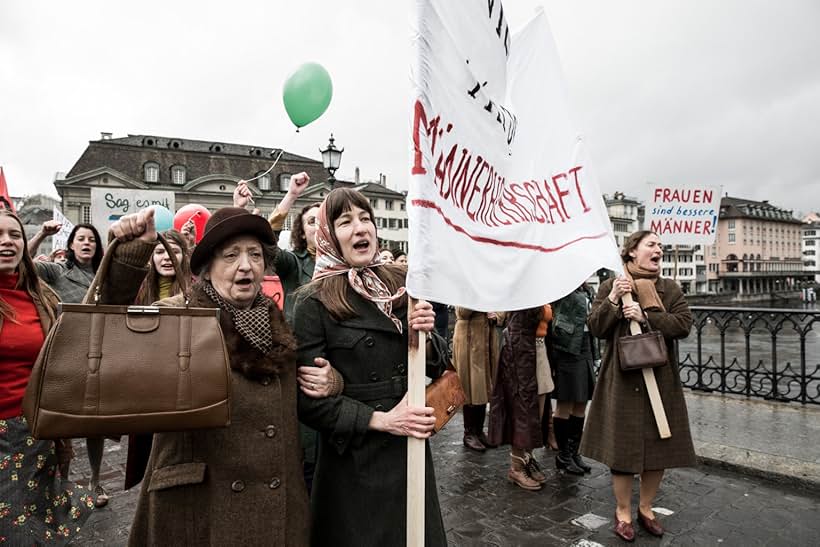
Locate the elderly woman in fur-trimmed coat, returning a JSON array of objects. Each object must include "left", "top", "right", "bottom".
[{"left": 101, "top": 204, "right": 337, "bottom": 546}]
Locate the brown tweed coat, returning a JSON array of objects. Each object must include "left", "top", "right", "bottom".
[
  {"left": 452, "top": 308, "right": 499, "bottom": 405},
  {"left": 580, "top": 277, "right": 697, "bottom": 473},
  {"left": 99, "top": 240, "right": 309, "bottom": 546}
]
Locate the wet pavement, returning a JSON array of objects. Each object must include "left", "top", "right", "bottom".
[{"left": 69, "top": 397, "right": 820, "bottom": 546}]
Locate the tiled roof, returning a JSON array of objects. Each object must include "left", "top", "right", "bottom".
[
  {"left": 64, "top": 134, "right": 327, "bottom": 187},
  {"left": 719, "top": 196, "right": 799, "bottom": 223}
]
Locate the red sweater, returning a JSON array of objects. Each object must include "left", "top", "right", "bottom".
[{"left": 0, "top": 273, "right": 45, "bottom": 419}]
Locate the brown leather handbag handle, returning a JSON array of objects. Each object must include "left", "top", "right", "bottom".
[{"left": 84, "top": 233, "right": 189, "bottom": 305}]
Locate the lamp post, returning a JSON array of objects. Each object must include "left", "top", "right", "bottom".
[{"left": 320, "top": 134, "right": 344, "bottom": 187}]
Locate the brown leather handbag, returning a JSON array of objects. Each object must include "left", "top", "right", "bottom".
[
  {"left": 425, "top": 367, "right": 466, "bottom": 433},
  {"left": 617, "top": 325, "right": 669, "bottom": 371},
  {"left": 23, "top": 235, "right": 232, "bottom": 440}
]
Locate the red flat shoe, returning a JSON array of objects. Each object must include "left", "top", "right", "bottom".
[
  {"left": 614, "top": 512, "right": 635, "bottom": 542},
  {"left": 637, "top": 511, "right": 664, "bottom": 537}
]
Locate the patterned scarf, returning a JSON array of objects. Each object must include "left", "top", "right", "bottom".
[
  {"left": 312, "top": 200, "right": 406, "bottom": 333},
  {"left": 202, "top": 281, "right": 273, "bottom": 354}
]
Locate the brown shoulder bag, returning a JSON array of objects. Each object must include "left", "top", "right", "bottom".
[
  {"left": 23, "top": 235, "right": 232, "bottom": 439},
  {"left": 425, "top": 367, "right": 466, "bottom": 433},
  {"left": 617, "top": 322, "right": 669, "bottom": 371}
]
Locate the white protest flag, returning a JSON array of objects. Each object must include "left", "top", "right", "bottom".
[
  {"left": 408, "top": 1, "right": 622, "bottom": 311},
  {"left": 52, "top": 206, "right": 74, "bottom": 250}
]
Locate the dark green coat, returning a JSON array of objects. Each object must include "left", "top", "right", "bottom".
[
  {"left": 580, "top": 277, "right": 697, "bottom": 473},
  {"left": 275, "top": 247, "right": 315, "bottom": 324},
  {"left": 294, "top": 287, "right": 447, "bottom": 547}
]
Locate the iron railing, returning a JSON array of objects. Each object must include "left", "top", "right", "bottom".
[{"left": 678, "top": 306, "right": 820, "bottom": 404}]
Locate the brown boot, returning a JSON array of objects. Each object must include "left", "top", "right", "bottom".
[
  {"left": 524, "top": 452, "right": 547, "bottom": 484},
  {"left": 462, "top": 406, "right": 486, "bottom": 452},
  {"left": 508, "top": 454, "right": 542, "bottom": 491}
]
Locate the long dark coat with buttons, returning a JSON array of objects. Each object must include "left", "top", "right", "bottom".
[
  {"left": 99, "top": 240, "right": 309, "bottom": 546},
  {"left": 580, "top": 277, "right": 697, "bottom": 473},
  {"left": 294, "top": 286, "right": 447, "bottom": 547}
]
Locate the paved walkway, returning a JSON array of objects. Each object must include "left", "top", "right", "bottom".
[{"left": 69, "top": 394, "right": 820, "bottom": 546}]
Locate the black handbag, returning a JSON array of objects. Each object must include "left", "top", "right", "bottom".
[{"left": 617, "top": 324, "right": 669, "bottom": 371}]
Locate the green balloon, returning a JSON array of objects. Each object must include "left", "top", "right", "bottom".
[{"left": 282, "top": 62, "right": 333, "bottom": 128}]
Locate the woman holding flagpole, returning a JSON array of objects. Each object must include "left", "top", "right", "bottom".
[
  {"left": 582, "top": 230, "right": 695, "bottom": 541},
  {"left": 293, "top": 187, "right": 447, "bottom": 546}
]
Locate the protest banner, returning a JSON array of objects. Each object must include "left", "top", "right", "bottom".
[
  {"left": 645, "top": 184, "right": 722, "bottom": 245},
  {"left": 90, "top": 188, "right": 175, "bottom": 235},
  {"left": 408, "top": 3, "right": 622, "bottom": 313},
  {"left": 52, "top": 207, "right": 74, "bottom": 250},
  {"left": 407, "top": 3, "right": 629, "bottom": 544}
]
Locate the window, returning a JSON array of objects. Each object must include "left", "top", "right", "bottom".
[
  {"left": 728, "top": 220, "right": 735, "bottom": 229},
  {"left": 171, "top": 165, "right": 186, "bottom": 185},
  {"left": 807, "top": 240, "right": 816, "bottom": 247},
  {"left": 400, "top": 202, "right": 406, "bottom": 211},
  {"left": 805, "top": 250, "right": 816, "bottom": 256},
  {"left": 279, "top": 174, "right": 291, "bottom": 192},
  {"left": 258, "top": 174, "right": 271, "bottom": 191},
  {"left": 403, "top": 218, "right": 409, "bottom": 228},
  {"left": 806, "top": 230, "right": 816, "bottom": 237},
  {"left": 388, "top": 218, "right": 397, "bottom": 229},
  {"left": 370, "top": 199, "right": 379, "bottom": 209},
  {"left": 728, "top": 233, "right": 735, "bottom": 243},
  {"left": 385, "top": 200, "right": 395, "bottom": 210},
  {"left": 81, "top": 205, "right": 91, "bottom": 224},
  {"left": 144, "top": 162, "right": 159, "bottom": 183}
]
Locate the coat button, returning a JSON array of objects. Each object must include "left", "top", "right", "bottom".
[
  {"left": 269, "top": 477, "right": 281, "bottom": 489},
  {"left": 260, "top": 376, "right": 272, "bottom": 386},
  {"left": 231, "top": 480, "right": 245, "bottom": 492},
  {"left": 374, "top": 404, "right": 384, "bottom": 411},
  {"left": 265, "top": 425, "right": 277, "bottom": 438},
  {"left": 365, "top": 336, "right": 375, "bottom": 347},
  {"left": 369, "top": 372, "right": 379, "bottom": 382},
  {"left": 397, "top": 364, "right": 406, "bottom": 374},
  {"left": 335, "top": 438, "right": 344, "bottom": 445},
  {"left": 634, "top": 387, "right": 640, "bottom": 392}
]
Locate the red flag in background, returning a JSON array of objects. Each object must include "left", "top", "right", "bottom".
[{"left": 0, "top": 167, "right": 16, "bottom": 213}]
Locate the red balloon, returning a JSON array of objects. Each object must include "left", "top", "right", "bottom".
[{"left": 173, "top": 204, "right": 211, "bottom": 244}]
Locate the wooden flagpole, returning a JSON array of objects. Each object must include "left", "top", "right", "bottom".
[
  {"left": 621, "top": 292, "right": 671, "bottom": 439},
  {"left": 407, "top": 297, "right": 426, "bottom": 547}
]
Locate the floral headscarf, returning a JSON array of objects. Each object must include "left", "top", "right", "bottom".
[{"left": 312, "top": 199, "right": 406, "bottom": 332}]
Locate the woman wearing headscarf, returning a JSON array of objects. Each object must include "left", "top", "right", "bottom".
[
  {"left": 101, "top": 206, "right": 335, "bottom": 546},
  {"left": 293, "top": 188, "right": 447, "bottom": 546},
  {"left": 30, "top": 220, "right": 112, "bottom": 507},
  {"left": 0, "top": 209, "right": 93, "bottom": 544},
  {"left": 581, "top": 230, "right": 695, "bottom": 541}
]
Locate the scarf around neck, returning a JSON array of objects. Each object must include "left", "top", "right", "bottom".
[
  {"left": 312, "top": 201, "right": 406, "bottom": 333},
  {"left": 624, "top": 261, "right": 666, "bottom": 312},
  {"left": 202, "top": 281, "right": 273, "bottom": 354}
]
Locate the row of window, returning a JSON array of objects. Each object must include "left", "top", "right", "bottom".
[
  {"left": 375, "top": 217, "right": 409, "bottom": 229},
  {"left": 369, "top": 199, "right": 406, "bottom": 211},
  {"left": 662, "top": 268, "right": 694, "bottom": 277},
  {"left": 143, "top": 162, "right": 292, "bottom": 191}
]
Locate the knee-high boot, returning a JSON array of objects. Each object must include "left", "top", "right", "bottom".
[
  {"left": 474, "top": 404, "right": 496, "bottom": 448},
  {"left": 553, "top": 417, "right": 584, "bottom": 475},
  {"left": 568, "top": 415, "right": 592, "bottom": 473}
]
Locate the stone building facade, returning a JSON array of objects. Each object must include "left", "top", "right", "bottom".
[
  {"left": 53, "top": 133, "right": 408, "bottom": 249},
  {"left": 703, "top": 196, "right": 811, "bottom": 296}
]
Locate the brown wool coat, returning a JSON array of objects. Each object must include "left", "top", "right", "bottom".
[
  {"left": 98, "top": 240, "right": 309, "bottom": 547},
  {"left": 452, "top": 308, "right": 499, "bottom": 405},
  {"left": 580, "top": 277, "right": 697, "bottom": 473}
]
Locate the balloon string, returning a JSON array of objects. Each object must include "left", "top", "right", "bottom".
[{"left": 244, "top": 129, "right": 301, "bottom": 185}]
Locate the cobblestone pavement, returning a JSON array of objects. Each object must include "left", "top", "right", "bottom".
[{"left": 70, "top": 413, "right": 819, "bottom": 546}]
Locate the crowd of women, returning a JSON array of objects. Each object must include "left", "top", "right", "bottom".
[{"left": 0, "top": 170, "right": 695, "bottom": 545}]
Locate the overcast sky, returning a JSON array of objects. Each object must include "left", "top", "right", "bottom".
[{"left": 1, "top": 0, "right": 818, "bottom": 215}]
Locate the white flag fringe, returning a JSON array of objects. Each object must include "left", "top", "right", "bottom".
[{"left": 408, "top": 1, "right": 622, "bottom": 311}]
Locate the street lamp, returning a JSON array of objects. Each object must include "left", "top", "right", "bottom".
[{"left": 320, "top": 134, "right": 344, "bottom": 186}]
